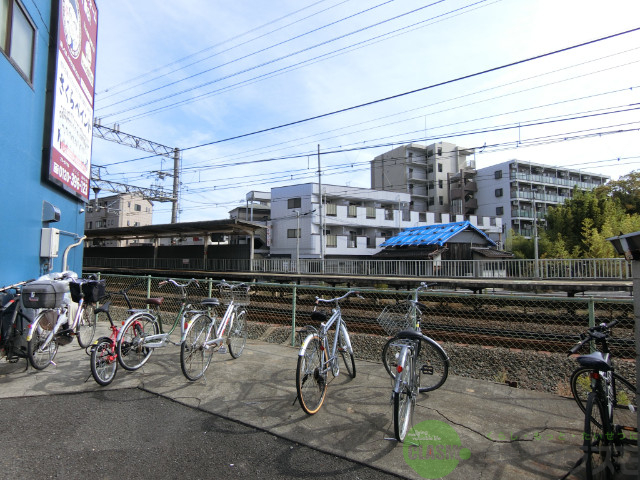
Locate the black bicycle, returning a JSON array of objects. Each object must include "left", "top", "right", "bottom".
[{"left": 568, "top": 318, "right": 637, "bottom": 479}]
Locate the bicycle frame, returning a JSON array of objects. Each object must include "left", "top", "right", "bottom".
[{"left": 203, "top": 301, "right": 237, "bottom": 349}]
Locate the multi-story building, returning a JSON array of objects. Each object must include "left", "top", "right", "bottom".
[
  {"left": 475, "top": 160, "right": 609, "bottom": 237},
  {"left": 85, "top": 193, "right": 153, "bottom": 246},
  {"left": 269, "top": 183, "right": 501, "bottom": 259},
  {"left": 370, "top": 142, "right": 477, "bottom": 215},
  {"left": 228, "top": 191, "right": 271, "bottom": 256}
]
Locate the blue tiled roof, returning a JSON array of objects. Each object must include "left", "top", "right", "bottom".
[{"left": 380, "top": 221, "right": 496, "bottom": 247}]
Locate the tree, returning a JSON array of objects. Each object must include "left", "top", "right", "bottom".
[{"left": 597, "top": 171, "right": 640, "bottom": 215}]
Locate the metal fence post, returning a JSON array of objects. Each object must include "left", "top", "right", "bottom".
[{"left": 291, "top": 285, "right": 297, "bottom": 346}]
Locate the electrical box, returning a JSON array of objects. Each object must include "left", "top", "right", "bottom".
[{"left": 41, "top": 228, "right": 60, "bottom": 258}]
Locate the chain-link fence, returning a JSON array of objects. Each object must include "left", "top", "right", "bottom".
[{"left": 95, "top": 274, "right": 635, "bottom": 395}]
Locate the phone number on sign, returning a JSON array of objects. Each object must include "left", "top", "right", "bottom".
[{"left": 53, "top": 161, "right": 88, "bottom": 196}]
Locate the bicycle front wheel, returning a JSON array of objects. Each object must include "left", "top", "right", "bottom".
[
  {"left": 27, "top": 313, "right": 58, "bottom": 370},
  {"left": 116, "top": 313, "right": 158, "bottom": 371},
  {"left": 570, "top": 367, "right": 637, "bottom": 432},
  {"left": 227, "top": 308, "right": 247, "bottom": 359},
  {"left": 583, "top": 392, "right": 613, "bottom": 480},
  {"left": 90, "top": 338, "right": 117, "bottom": 386},
  {"left": 76, "top": 304, "right": 97, "bottom": 348},
  {"left": 180, "top": 314, "right": 215, "bottom": 381},
  {"left": 382, "top": 334, "right": 449, "bottom": 392},
  {"left": 393, "top": 347, "right": 414, "bottom": 442},
  {"left": 338, "top": 324, "right": 356, "bottom": 378},
  {"left": 296, "top": 335, "right": 328, "bottom": 415}
]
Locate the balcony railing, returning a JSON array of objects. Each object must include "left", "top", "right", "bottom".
[{"left": 84, "top": 257, "right": 631, "bottom": 280}]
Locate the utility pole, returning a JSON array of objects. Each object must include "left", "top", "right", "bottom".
[
  {"left": 171, "top": 147, "right": 180, "bottom": 223},
  {"left": 317, "top": 145, "right": 325, "bottom": 266}
]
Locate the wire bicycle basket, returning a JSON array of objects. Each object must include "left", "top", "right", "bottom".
[
  {"left": 376, "top": 301, "right": 419, "bottom": 336},
  {"left": 220, "top": 284, "right": 250, "bottom": 306}
]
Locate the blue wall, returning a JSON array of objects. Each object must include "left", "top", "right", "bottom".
[{"left": 0, "top": 0, "right": 86, "bottom": 287}]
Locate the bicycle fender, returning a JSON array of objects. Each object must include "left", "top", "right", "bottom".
[
  {"left": 89, "top": 336, "right": 113, "bottom": 352},
  {"left": 298, "top": 333, "right": 319, "bottom": 356},
  {"left": 339, "top": 323, "right": 353, "bottom": 354},
  {"left": 115, "top": 313, "right": 151, "bottom": 343},
  {"left": 25, "top": 316, "right": 41, "bottom": 342}
]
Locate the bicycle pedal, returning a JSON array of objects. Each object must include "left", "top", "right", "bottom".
[{"left": 218, "top": 345, "right": 227, "bottom": 354}]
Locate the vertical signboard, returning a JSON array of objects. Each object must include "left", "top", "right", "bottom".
[{"left": 48, "top": 0, "right": 98, "bottom": 201}]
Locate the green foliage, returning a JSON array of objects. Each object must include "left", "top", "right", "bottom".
[{"left": 542, "top": 173, "right": 640, "bottom": 258}]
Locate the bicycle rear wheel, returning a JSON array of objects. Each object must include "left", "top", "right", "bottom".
[
  {"left": 570, "top": 367, "right": 637, "bottom": 432},
  {"left": 227, "top": 308, "right": 247, "bottom": 359},
  {"left": 338, "top": 324, "right": 356, "bottom": 379},
  {"left": 180, "top": 314, "right": 215, "bottom": 381},
  {"left": 393, "top": 347, "right": 414, "bottom": 442},
  {"left": 296, "top": 335, "right": 328, "bottom": 415},
  {"left": 116, "top": 313, "right": 158, "bottom": 371},
  {"left": 76, "top": 304, "right": 97, "bottom": 348},
  {"left": 27, "top": 312, "right": 58, "bottom": 370},
  {"left": 90, "top": 338, "right": 117, "bottom": 386},
  {"left": 382, "top": 334, "right": 449, "bottom": 392},
  {"left": 583, "top": 392, "right": 613, "bottom": 480}
]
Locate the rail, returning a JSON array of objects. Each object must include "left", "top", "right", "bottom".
[{"left": 83, "top": 257, "right": 632, "bottom": 280}]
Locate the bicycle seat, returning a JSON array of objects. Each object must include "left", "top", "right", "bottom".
[
  {"left": 311, "top": 311, "right": 326, "bottom": 322},
  {"left": 576, "top": 351, "right": 612, "bottom": 371},
  {"left": 201, "top": 298, "right": 220, "bottom": 306},
  {"left": 395, "top": 329, "right": 424, "bottom": 341},
  {"left": 146, "top": 297, "right": 163, "bottom": 306},
  {"left": 94, "top": 300, "right": 111, "bottom": 314}
]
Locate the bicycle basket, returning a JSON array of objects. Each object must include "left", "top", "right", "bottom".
[
  {"left": 71, "top": 279, "right": 107, "bottom": 303},
  {"left": 219, "top": 284, "right": 250, "bottom": 306},
  {"left": 376, "top": 301, "right": 418, "bottom": 336}
]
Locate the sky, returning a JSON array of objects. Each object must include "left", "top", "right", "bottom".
[{"left": 91, "top": 0, "right": 640, "bottom": 224}]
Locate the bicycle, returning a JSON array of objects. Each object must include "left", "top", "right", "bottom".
[
  {"left": 89, "top": 279, "right": 148, "bottom": 386},
  {"left": 24, "top": 272, "right": 104, "bottom": 370},
  {"left": 180, "top": 280, "right": 250, "bottom": 381},
  {"left": 567, "top": 317, "right": 638, "bottom": 479},
  {"left": 378, "top": 283, "right": 450, "bottom": 441},
  {"left": 1, "top": 279, "right": 35, "bottom": 366},
  {"left": 115, "top": 278, "right": 223, "bottom": 382},
  {"left": 295, "top": 290, "right": 360, "bottom": 415}
]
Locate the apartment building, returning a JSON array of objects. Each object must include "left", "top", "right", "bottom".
[
  {"left": 269, "top": 183, "right": 502, "bottom": 258},
  {"left": 85, "top": 193, "right": 153, "bottom": 246},
  {"left": 475, "top": 160, "right": 609, "bottom": 237},
  {"left": 370, "top": 142, "right": 477, "bottom": 215}
]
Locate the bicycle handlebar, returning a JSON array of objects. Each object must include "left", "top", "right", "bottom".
[
  {"left": 567, "top": 317, "right": 622, "bottom": 355},
  {"left": 218, "top": 279, "right": 248, "bottom": 290},
  {"left": 159, "top": 278, "right": 199, "bottom": 289},
  {"left": 315, "top": 290, "right": 363, "bottom": 304}
]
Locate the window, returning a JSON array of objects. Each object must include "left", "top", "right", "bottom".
[
  {"left": 366, "top": 206, "right": 376, "bottom": 219},
  {"left": 496, "top": 206, "right": 504, "bottom": 215},
  {"left": 287, "top": 228, "right": 300, "bottom": 238},
  {"left": 287, "top": 197, "right": 301, "bottom": 209},
  {"left": 1, "top": 0, "right": 35, "bottom": 82},
  {"left": 437, "top": 147, "right": 442, "bottom": 156},
  {"left": 438, "top": 196, "right": 444, "bottom": 206},
  {"left": 438, "top": 180, "right": 443, "bottom": 189},
  {"left": 495, "top": 188, "right": 503, "bottom": 197},
  {"left": 494, "top": 170, "right": 502, "bottom": 180},
  {"left": 134, "top": 204, "right": 142, "bottom": 212},
  {"left": 347, "top": 204, "right": 357, "bottom": 217},
  {"left": 427, "top": 149, "right": 434, "bottom": 158},
  {"left": 438, "top": 163, "right": 443, "bottom": 173}
]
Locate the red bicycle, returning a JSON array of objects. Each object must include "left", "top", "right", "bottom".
[{"left": 89, "top": 279, "right": 147, "bottom": 386}]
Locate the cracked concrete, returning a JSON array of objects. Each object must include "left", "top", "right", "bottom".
[{"left": 1, "top": 322, "right": 636, "bottom": 479}]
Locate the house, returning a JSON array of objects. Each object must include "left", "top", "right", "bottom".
[{"left": 377, "top": 221, "right": 513, "bottom": 277}]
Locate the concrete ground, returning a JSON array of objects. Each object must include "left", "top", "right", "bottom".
[{"left": 0, "top": 323, "right": 636, "bottom": 480}]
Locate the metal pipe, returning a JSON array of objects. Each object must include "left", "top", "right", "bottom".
[{"left": 62, "top": 235, "right": 86, "bottom": 271}]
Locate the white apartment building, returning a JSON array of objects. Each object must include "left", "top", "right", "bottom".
[
  {"left": 85, "top": 193, "right": 153, "bottom": 246},
  {"left": 370, "top": 142, "right": 477, "bottom": 214},
  {"left": 475, "top": 160, "right": 609, "bottom": 237},
  {"left": 269, "top": 183, "right": 502, "bottom": 258}
]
